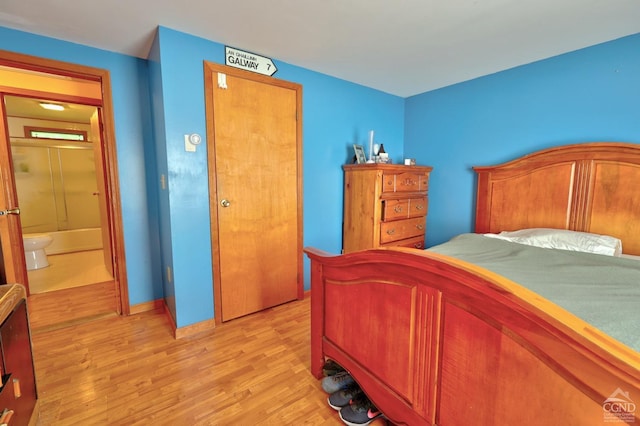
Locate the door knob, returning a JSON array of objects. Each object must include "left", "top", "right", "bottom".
[
  {"left": 220, "top": 199, "right": 231, "bottom": 208},
  {"left": 0, "top": 208, "right": 20, "bottom": 216}
]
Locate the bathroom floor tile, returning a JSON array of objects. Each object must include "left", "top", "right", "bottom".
[{"left": 27, "top": 250, "right": 113, "bottom": 294}]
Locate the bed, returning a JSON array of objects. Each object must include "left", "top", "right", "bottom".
[{"left": 305, "top": 142, "right": 640, "bottom": 425}]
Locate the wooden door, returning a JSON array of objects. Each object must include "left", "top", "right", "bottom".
[
  {"left": 205, "top": 62, "right": 303, "bottom": 322},
  {"left": 0, "top": 94, "right": 28, "bottom": 289}
]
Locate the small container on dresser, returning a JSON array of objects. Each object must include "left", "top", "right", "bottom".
[{"left": 342, "top": 163, "right": 433, "bottom": 253}]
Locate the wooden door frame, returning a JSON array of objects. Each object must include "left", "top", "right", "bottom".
[
  {"left": 0, "top": 94, "right": 27, "bottom": 288},
  {"left": 0, "top": 49, "right": 128, "bottom": 314},
  {"left": 203, "top": 62, "right": 304, "bottom": 324}
]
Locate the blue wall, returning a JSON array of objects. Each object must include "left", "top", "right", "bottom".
[
  {"left": 147, "top": 33, "right": 174, "bottom": 318},
  {"left": 0, "top": 26, "right": 164, "bottom": 307},
  {"left": 151, "top": 27, "right": 405, "bottom": 327},
  {"left": 405, "top": 33, "right": 640, "bottom": 247},
  {"left": 1, "top": 25, "right": 405, "bottom": 328},
  {"left": 5, "top": 23, "right": 639, "bottom": 328}
]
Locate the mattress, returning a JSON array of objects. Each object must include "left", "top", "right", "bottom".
[{"left": 427, "top": 233, "right": 640, "bottom": 352}]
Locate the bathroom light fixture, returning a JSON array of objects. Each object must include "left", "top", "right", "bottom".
[{"left": 39, "top": 102, "right": 65, "bottom": 111}]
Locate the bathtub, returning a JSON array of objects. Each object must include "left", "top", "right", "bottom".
[{"left": 42, "top": 228, "right": 104, "bottom": 255}]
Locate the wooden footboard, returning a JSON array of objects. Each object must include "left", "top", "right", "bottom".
[{"left": 305, "top": 247, "right": 640, "bottom": 426}]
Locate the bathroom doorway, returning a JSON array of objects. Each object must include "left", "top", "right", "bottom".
[
  {"left": 5, "top": 95, "right": 114, "bottom": 294},
  {"left": 0, "top": 50, "right": 129, "bottom": 319}
]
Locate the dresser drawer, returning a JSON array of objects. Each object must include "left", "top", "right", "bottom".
[
  {"left": 382, "top": 198, "right": 427, "bottom": 221},
  {"left": 382, "top": 172, "right": 429, "bottom": 193},
  {"left": 380, "top": 217, "right": 426, "bottom": 244},
  {"left": 381, "top": 236, "right": 425, "bottom": 249}
]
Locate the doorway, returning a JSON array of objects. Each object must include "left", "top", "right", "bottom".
[
  {"left": 0, "top": 50, "right": 128, "bottom": 320},
  {"left": 4, "top": 94, "right": 114, "bottom": 294},
  {"left": 204, "top": 62, "right": 303, "bottom": 322}
]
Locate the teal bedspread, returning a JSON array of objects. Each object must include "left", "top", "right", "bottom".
[{"left": 427, "top": 233, "right": 640, "bottom": 352}]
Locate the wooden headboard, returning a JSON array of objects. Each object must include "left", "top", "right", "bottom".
[{"left": 474, "top": 142, "right": 640, "bottom": 255}]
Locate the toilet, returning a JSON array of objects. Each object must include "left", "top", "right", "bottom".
[{"left": 23, "top": 234, "right": 53, "bottom": 271}]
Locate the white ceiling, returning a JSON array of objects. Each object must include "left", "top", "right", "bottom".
[{"left": 1, "top": 0, "right": 640, "bottom": 97}]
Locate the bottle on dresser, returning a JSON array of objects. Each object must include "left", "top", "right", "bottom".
[{"left": 377, "top": 144, "right": 389, "bottom": 163}]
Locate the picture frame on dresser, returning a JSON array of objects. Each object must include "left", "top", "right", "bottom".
[{"left": 353, "top": 144, "right": 367, "bottom": 164}]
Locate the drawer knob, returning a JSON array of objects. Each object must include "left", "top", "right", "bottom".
[
  {"left": 386, "top": 228, "right": 395, "bottom": 235},
  {"left": 415, "top": 204, "right": 424, "bottom": 210},
  {"left": 414, "top": 242, "right": 424, "bottom": 249},
  {"left": 416, "top": 224, "right": 424, "bottom": 230},
  {"left": 394, "top": 205, "right": 403, "bottom": 213}
]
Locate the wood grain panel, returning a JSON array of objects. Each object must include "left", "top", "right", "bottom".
[
  {"left": 475, "top": 142, "right": 640, "bottom": 255},
  {"left": 588, "top": 161, "right": 640, "bottom": 255},
  {"left": 481, "top": 163, "right": 575, "bottom": 232},
  {"left": 343, "top": 168, "right": 384, "bottom": 252},
  {"left": 324, "top": 278, "right": 416, "bottom": 400},
  {"left": 439, "top": 303, "right": 606, "bottom": 426}
]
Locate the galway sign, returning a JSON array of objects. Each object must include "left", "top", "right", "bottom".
[{"left": 225, "top": 46, "right": 278, "bottom": 76}]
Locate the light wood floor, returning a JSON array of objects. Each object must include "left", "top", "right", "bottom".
[
  {"left": 28, "top": 281, "right": 118, "bottom": 332},
  {"left": 28, "top": 293, "right": 350, "bottom": 425}
]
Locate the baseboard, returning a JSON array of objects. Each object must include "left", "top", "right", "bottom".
[
  {"left": 174, "top": 317, "right": 217, "bottom": 339},
  {"left": 129, "top": 299, "right": 164, "bottom": 315},
  {"left": 161, "top": 301, "right": 216, "bottom": 339},
  {"left": 131, "top": 296, "right": 307, "bottom": 338}
]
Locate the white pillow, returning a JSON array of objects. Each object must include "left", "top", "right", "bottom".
[{"left": 484, "top": 228, "right": 623, "bottom": 257}]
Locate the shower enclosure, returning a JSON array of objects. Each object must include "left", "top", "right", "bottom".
[{"left": 12, "top": 138, "right": 103, "bottom": 254}]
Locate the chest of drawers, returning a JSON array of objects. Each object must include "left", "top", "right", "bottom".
[{"left": 342, "top": 164, "right": 433, "bottom": 253}]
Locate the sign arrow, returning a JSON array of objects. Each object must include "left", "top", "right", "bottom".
[{"left": 225, "top": 46, "right": 278, "bottom": 77}]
